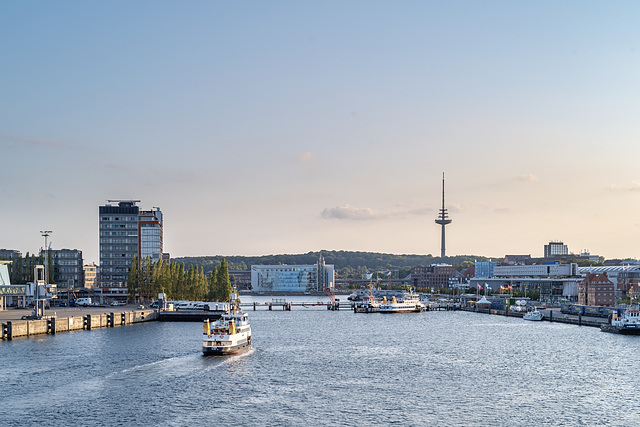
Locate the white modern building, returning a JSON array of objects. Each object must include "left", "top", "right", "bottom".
[
  {"left": 251, "top": 256, "right": 334, "bottom": 293},
  {"left": 469, "top": 263, "right": 581, "bottom": 301}
]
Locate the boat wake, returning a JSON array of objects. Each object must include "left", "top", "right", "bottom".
[{"left": 111, "top": 352, "right": 202, "bottom": 378}]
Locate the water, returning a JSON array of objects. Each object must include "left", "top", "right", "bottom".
[{"left": 2, "top": 299, "right": 640, "bottom": 426}]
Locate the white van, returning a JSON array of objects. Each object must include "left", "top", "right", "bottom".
[
  {"left": 175, "top": 301, "right": 192, "bottom": 310},
  {"left": 76, "top": 298, "right": 92, "bottom": 306}
]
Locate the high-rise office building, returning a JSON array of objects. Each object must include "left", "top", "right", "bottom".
[
  {"left": 544, "top": 241, "right": 568, "bottom": 258},
  {"left": 99, "top": 200, "right": 163, "bottom": 289},
  {"left": 50, "top": 249, "right": 84, "bottom": 289}
]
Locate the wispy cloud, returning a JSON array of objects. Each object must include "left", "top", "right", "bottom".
[
  {"left": 1, "top": 134, "right": 70, "bottom": 149},
  {"left": 296, "top": 152, "right": 316, "bottom": 163},
  {"left": 608, "top": 182, "right": 640, "bottom": 192},
  {"left": 321, "top": 205, "right": 379, "bottom": 220},
  {"left": 321, "top": 204, "right": 430, "bottom": 221},
  {"left": 515, "top": 173, "right": 539, "bottom": 183}
]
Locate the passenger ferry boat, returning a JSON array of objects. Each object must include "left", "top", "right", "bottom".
[
  {"left": 600, "top": 308, "right": 640, "bottom": 335},
  {"left": 379, "top": 289, "right": 425, "bottom": 313},
  {"left": 202, "top": 294, "right": 252, "bottom": 355}
]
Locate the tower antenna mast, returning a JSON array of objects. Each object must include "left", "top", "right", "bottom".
[{"left": 434, "top": 173, "right": 452, "bottom": 258}]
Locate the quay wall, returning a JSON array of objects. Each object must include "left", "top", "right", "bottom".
[
  {"left": 462, "top": 306, "right": 607, "bottom": 327},
  {"left": 1, "top": 310, "right": 158, "bottom": 341}
]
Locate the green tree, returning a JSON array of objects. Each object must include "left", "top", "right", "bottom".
[
  {"left": 127, "top": 256, "right": 139, "bottom": 302},
  {"left": 207, "top": 267, "right": 218, "bottom": 301},
  {"left": 216, "top": 258, "right": 232, "bottom": 301}
]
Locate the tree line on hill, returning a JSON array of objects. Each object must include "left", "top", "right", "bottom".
[
  {"left": 126, "top": 256, "right": 234, "bottom": 302},
  {"left": 172, "top": 250, "right": 492, "bottom": 279}
]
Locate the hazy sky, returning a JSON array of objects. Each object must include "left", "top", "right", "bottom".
[{"left": 2, "top": 1, "right": 640, "bottom": 263}]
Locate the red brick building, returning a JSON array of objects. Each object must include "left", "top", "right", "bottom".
[
  {"left": 411, "top": 264, "right": 455, "bottom": 289},
  {"left": 578, "top": 273, "right": 615, "bottom": 307}
]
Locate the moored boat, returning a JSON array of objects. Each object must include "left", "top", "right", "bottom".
[
  {"left": 202, "top": 294, "right": 252, "bottom": 355},
  {"left": 600, "top": 308, "right": 640, "bottom": 335},
  {"left": 354, "top": 286, "right": 381, "bottom": 313},
  {"left": 523, "top": 307, "right": 543, "bottom": 321},
  {"left": 379, "top": 288, "right": 425, "bottom": 313}
]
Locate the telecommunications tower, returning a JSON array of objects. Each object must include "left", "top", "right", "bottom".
[{"left": 434, "top": 173, "right": 452, "bottom": 258}]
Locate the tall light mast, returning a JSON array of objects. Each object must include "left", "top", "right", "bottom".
[{"left": 434, "top": 173, "right": 452, "bottom": 258}]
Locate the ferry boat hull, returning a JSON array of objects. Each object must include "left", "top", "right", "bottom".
[
  {"left": 354, "top": 304, "right": 380, "bottom": 313},
  {"left": 600, "top": 308, "right": 640, "bottom": 335},
  {"left": 202, "top": 336, "right": 252, "bottom": 355},
  {"left": 600, "top": 324, "right": 640, "bottom": 335},
  {"left": 379, "top": 305, "right": 424, "bottom": 313}
]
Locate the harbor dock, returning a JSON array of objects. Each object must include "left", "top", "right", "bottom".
[
  {"left": 0, "top": 306, "right": 157, "bottom": 340},
  {"left": 1, "top": 300, "right": 613, "bottom": 341}
]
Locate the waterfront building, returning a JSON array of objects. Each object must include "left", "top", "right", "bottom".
[
  {"left": 502, "top": 255, "right": 531, "bottom": 265},
  {"left": 83, "top": 264, "right": 97, "bottom": 288},
  {"left": 474, "top": 261, "right": 496, "bottom": 278},
  {"left": 544, "top": 241, "right": 568, "bottom": 258},
  {"left": 469, "top": 263, "right": 581, "bottom": 301},
  {"left": 576, "top": 265, "right": 640, "bottom": 300},
  {"left": 50, "top": 249, "right": 84, "bottom": 289},
  {"left": 410, "top": 264, "right": 456, "bottom": 289},
  {"left": 0, "top": 249, "right": 21, "bottom": 261},
  {"left": 139, "top": 207, "right": 163, "bottom": 263},
  {"left": 229, "top": 270, "right": 251, "bottom": 290},
  {"left": 99, "top": 200, "right": 163, "bottom": 295},
  {"left": 578, "top": 273, "right": 615, "bottom": 307},
  {"left": 251, "top": 256, "right": 334, "bottom": 293}
]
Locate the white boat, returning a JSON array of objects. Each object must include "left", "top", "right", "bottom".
[
  {"left": 379, "top": 289, "right": 425, "bottom": 313},
  {"left": 601, "top": 308, "right": 640, "bottom": 335},
  {"left": 354, "top": 286, "right": 381, "bottom": 313},
  {"left": 523, "top": 307, "right": 543, "bottom": 321},
  {"left": 202, "top": 294, "right": 251, "bottom": 355}
]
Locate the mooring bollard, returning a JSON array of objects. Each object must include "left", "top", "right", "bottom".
[{"left": 47, "top": 317, "right": 56, "bottom": 335}]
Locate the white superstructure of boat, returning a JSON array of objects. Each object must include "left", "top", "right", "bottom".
[
  {"left": 601, "top": 308, "right": 640, "bottom": 335},
  {"left": 354, "top": 286, "right": 381, "bottom": 313},
  {"left": 379, "top": 289, "right": 425, "bottom": 313},
  {"left": 523, "top": 307, "right": 543, "bottom": 321},
  {"left": 202, "top": 294, "right": 251, "bottom": 355}
]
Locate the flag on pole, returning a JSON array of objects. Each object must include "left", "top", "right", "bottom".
[{"left": 478, "top": 284, "right": 483, "bottom": 290}]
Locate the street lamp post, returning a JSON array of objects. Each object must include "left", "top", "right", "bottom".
[{"left": 40, "top": 230, "right": 52, "bottom": 299}]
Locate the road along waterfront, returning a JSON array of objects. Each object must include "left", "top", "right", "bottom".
[{"left": 2, "top": 306, "right": 640, "bottom": 426}]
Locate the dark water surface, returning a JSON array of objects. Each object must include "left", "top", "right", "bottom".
[{"left": 2, "top": 300, "right": 640, "bottom": 426}]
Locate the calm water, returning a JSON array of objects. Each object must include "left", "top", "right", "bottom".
[{"left": 2, "top": 297, "right": 640, "bottom": 426}]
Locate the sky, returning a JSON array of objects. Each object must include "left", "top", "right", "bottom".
[{"left": 2, "top": 1, "right": 640, "bottom": 264}]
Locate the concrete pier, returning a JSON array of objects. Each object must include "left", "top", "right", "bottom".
[{"left": 1, "top": 308, "right": 157, "bottom": 340}]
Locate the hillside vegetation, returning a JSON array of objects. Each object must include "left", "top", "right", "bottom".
[{"left": 173, "top": 251, "right": 492, "bottom": 279}]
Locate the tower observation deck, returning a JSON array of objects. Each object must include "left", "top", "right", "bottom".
[{"left": 434, "top": 173, "right": 452, "bottom": 258}]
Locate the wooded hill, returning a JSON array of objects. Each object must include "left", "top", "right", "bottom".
[{"left": 173, "top": 251, "right": 493, "bottom": 279}]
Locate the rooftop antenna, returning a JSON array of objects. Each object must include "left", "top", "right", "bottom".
[{"left": 434, "top": 173, "right": 452, "bottom": 258}]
